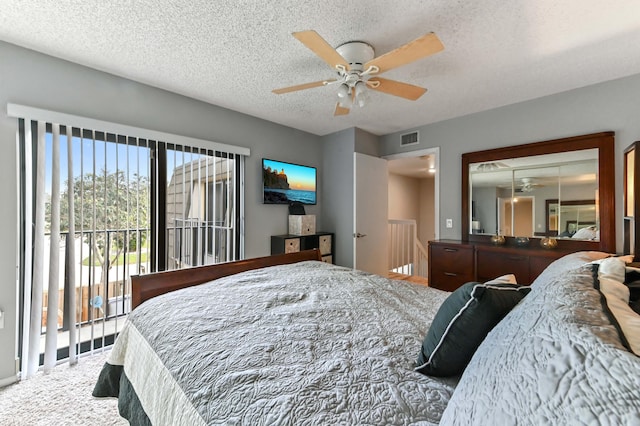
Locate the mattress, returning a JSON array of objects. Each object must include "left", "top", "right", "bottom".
[{"left": 94, "top": 261, "right": 456, "bottom": 425}]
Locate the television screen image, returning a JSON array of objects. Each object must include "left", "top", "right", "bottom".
[{"left": 263, "top": 159, "right": 317, "bottom": 205}]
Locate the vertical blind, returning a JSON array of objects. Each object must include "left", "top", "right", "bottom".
[
  {"left": 20, "top": 122, "right": 155, "bottom": 377},
  {"left": 12, "top": 104, "right": 248, "bottom": 378}
]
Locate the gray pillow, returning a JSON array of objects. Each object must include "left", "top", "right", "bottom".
[{"left": 415, "top": 282, "right": 531, "bottom": 377}]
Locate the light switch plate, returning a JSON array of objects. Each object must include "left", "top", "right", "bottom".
[
  {"left": 0, "top": 310, "right": 4, "bottom": 329},
  {"left": 446, "top": 219, "right": 453, "bottom": 228}
]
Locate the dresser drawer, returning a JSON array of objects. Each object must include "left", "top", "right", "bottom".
[
  {"left": 429, "top": 268, "right": 475, "bottom": 291},
  {"left": 429, "top": 242, "right": 474, "bottom": 291},
  {"left": 319, "top": 235, "right": 332, "bottom": 255},
  {"left": 430, "top": 244, "right": 474, "bottom": 269},
  {"left": 476, "top": 249, "right": 529, "bottom": 283},
  {"left": 284, "top": 238, "right": 300, "bottom": 253},
  {"left": 529, "top": 255, "right": 557, "bottom": 282}
]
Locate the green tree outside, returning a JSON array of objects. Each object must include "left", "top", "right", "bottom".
[{"left": 46, "top": 168, "right": 150, "bottom": 284}]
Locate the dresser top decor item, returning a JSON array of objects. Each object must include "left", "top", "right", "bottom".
[
  {"left": 490, "top": 235, "right": 506, "bottom": 245},
  {"left": 289, "top": 214, "right": 316, "bottom": 236},
  {"left": 540, "top": 237, "right": 558, "bottom": 250}
]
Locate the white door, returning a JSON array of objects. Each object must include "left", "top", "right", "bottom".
[{"left": 354, "top": 153, "right": 389, "bottom": 276}]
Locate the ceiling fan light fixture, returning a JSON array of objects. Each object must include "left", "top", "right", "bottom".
[
  {"left": 338, "top": 94, "right": 353, "bottom": 109},
  {"left": 356, "top": 93, "right": 368, "bottom": 108},
  {"left": 354, "top": 81, "right": 368, "bottom": 107},
  {"left": 337, "top": 83, "right": 350, "bottom": 98}
]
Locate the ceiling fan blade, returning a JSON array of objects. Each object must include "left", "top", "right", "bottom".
[
  {"left": 367, "top": 77, "right": 427, "bottom": 100},
  {"left": 293, "top": 30, "right": 350, "bottom": 70},
  {"left": 334, "top": 103, "right": 350, "bottom": 116},
  {"left": 364, "top": 32, "right": 444, "bottom": 74},
  {"left": 272, "top": 79, "right": 336, "bottom": 94}
]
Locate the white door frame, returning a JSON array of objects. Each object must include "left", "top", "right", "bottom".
[{"left": 383, "top": 147, "right": 440, "bottom": 240}]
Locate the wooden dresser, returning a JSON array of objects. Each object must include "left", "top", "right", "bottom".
[{"left": 429, "top": 239, "right": 571, "bottom": 291}]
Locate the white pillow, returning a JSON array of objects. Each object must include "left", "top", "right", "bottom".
[
  {"left": 598, "top": 256, "right": 626, "bottom": 284},
  {"left": 572, "top": 226, "right": 597, "bottom": 240},
  {"left": 597, "top": 257, "right": 640, "bottom": 356}
]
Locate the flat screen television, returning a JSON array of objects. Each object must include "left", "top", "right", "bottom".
[{"left": 263, "top": 158, "right": 317, "bottom": 205}]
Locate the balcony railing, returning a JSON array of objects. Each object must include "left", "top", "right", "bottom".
[
  {"left": 41, "top": 228, "right": 150, "bottom": 360},
  {"left": 169, "top": 219, "right": 235, "bottom": 268},
  {"left": 40, "top": 221, "right": 234, "bottom": 361}
]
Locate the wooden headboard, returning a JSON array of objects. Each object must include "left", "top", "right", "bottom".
[{"left": 131, "top": 249, "right": 323, "bottom": 309}]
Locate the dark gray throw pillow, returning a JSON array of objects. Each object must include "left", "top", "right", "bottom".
[{"left": 415, "top": 282, "right": 531, "bottom": 377}]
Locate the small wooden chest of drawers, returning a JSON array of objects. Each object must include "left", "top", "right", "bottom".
[{"left": 271, "top": 232, "right": 335, "bottom": 264}]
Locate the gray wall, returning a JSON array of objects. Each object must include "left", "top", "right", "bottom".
[
  {"left": 418, "top": 177, "right": 436, "bottom": 245},
  {"left": 354, "top": 127, "right": 380, "bottom": 157},
  {"left": 0, "top": 41, "right": 322, "bottom": 382},
  {"left": 319, "top": 127, "right": 382, "bottom": 268},
  {"left": 472, "top": 186, "right": 498, "bottom": 234},
  {"left": 380, "top": 72, "right": 640, "bottom": 249}
]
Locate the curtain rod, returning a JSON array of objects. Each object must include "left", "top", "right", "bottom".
[{"left": 7, "top": 103, "right": 250, "bottom": 156}]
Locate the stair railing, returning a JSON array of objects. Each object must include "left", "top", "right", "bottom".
[{"left": 388, "top": 219, "right": 428, "bottom": 278}]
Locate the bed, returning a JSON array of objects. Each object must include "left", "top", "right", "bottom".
[
  {"left": 94, "top": 249, "right": 640, "bottom": 425},
  {"left": 93, "top": 249, "right": 458, "bottom": 424}
]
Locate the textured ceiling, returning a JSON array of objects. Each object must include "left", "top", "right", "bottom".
[{"left": 2, "top": 1, "right": 640, "bottom": 136}]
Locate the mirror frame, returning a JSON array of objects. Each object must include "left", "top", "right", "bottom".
[{"left": 462, "top": 132, "right": 615, "bottom": 252}]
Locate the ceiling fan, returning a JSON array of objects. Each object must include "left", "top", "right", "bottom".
[
  {"left": 518, "top": 178, "right": 542, "bottom": 193},
  {"left": 475, "top": 161, "right": 510, "bottom": 171},
  {"left": 272, "top": 30, "right": 444, "bottom": 116}
]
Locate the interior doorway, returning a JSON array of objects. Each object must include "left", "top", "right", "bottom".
[
  {"left": 498, "top": 196, "right": 534, "bottom": 236},
  {"left": 383, "top": 148, "right": 440, "bottom": 277},
  {"left": 384, "top": 148, "right": 439, "bottom": 244}
]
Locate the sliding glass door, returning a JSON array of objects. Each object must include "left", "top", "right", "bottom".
[{"left": 18, "top": 121, "right": 243, "bottom": 371}]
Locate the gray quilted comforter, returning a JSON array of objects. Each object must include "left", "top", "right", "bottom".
[
  {"left": 94, "top": 261, "right": 457, "bottom": 425},
  {"left": 440, "top": 251, "right": 640, "bottom": 425}
]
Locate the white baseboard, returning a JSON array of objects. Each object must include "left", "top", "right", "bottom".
[{"left": 0, "top": 374, "right": 18, "bottom": 388}]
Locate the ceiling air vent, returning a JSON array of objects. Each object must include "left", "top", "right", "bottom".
[{"left": 400, "top": 131, "right": 419, "bottom": 146}]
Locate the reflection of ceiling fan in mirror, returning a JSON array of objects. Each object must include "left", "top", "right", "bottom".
[
  {"left": 475, "top": 161, "right": 510, "bottom": 171},
  {"left": 518, "top": 177, "right": 542, "bottom": 193},
  {"left": 272, "top": 30, "right": 444, "bottom": 116}
]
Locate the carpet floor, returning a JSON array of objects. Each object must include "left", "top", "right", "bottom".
[{"left": 0, "top": 351, "right": 127, "bottom": 426}]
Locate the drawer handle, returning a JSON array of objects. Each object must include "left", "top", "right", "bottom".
[
  {"left": 444, "top": 248, "right": 458, "bottom": 252},
  {"left": 444, "top": 272, "right": 458, "bottom": 277},
  {"left": 508, "top": 256, "right": 526, "bottom": 261}
]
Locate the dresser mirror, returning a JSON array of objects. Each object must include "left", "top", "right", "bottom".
[
  {"left": 545, "top": 198, "right": 597, "bottom": 237},
  {"left": 462, "top": 132, "right": 615, "bottom": 252}
]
